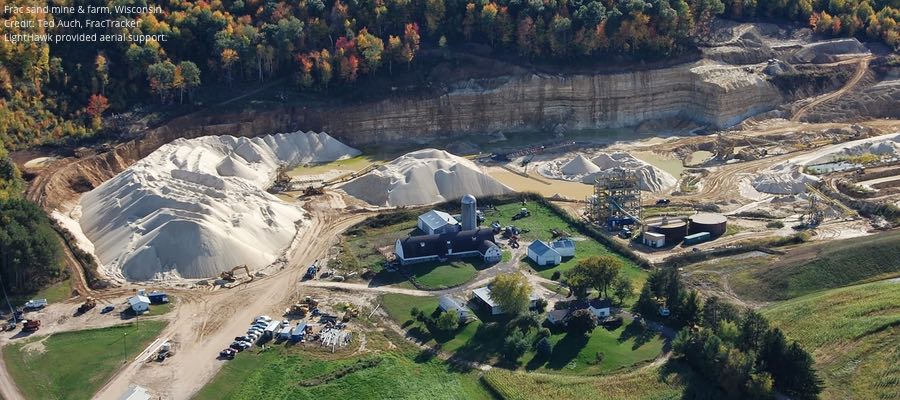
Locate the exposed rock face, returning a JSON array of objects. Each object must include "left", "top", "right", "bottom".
[{"left": 311, "top": 60, "right": 782, "bottom": 143}]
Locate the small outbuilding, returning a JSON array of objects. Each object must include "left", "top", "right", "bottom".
[
  {"left": 527, "top": 240, "right": 562, "bottom": 266},
  {"left": 642, "top": 231, "right": 666, "bottom": 248},
  {"left": 147, "top": 291, "right": 169, "bottom": 304},
  {"left": 472, "top": 286, "right": 540, "bottom": 315},
  {"left": 551, "top": 238, "right": 576, "bottom": 257},
  {"left": 438, "top": 295, "right": 470, "bottom": 322},
  {"left": 119, "top": 385, "right": 152, "bottom": 400},
  {"left": 291, "top": 323, "right": 308, "bottom": 342},
  {"left": 417, "top": 210, "right": 460, "bottom": 235},
  {"left": 128, "top": 294, "right": 151, "bottom": 314}
]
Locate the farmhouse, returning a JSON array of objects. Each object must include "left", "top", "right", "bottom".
[
  {"left": 394, "top": 228, "right": 500, "bottom": 265},
  {"left": 527, "top": 240, "right": 562, "bottom": 266},
  {"left": 574, "top": 298, "right": 613, "bottom": 318},
  {"left": 417, "top": 210, "right": 460, "bottom": 235},
  {"left": 472, "top": 285, "right": 540, "bottom": 315},
  {"left": 546, "top": 309, "right": 570, "bottom": 326}
]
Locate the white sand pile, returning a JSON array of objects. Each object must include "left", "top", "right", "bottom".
[
  {"left": 79, "top": 131, "right": 360, "bottom": 281},
  {"left": 539, "top": 151, "right": 677, "bottom": 192},
  {"left": 752, "top": 167, "right": 818, "bottom": 195},
  {"left": 339, "top": 149, "right": 512, "bottom": 206},
  {"left": 561, "top": 154, "right": 602, "bottom": 175}
]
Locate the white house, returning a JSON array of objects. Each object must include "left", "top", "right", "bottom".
[
  {"left": 472, "top": 286, "right": 540, "bottom": 315},
  {"left": 438, "top": 295, "right": 470, "bottom": 322},
  {"left": 642, "top": 231, "right": 666, "bottom": 248},
  {"left": 583, "top": 299, "right": 612, "bottom": 318},
  {"left": 417, "top": 210, "right": 460, "bottom": 235},
  {"left": 527, "top": 240, "right": 562, "bottom": 266},
  {"left": 128, "top": 294, "right": 151, "bottom": 314},
  {"left": 546, "top": 309, "right": 570, "bottom": 326},
  {"left": 551, "top": 238, "right": 576, "bottom": 257}
]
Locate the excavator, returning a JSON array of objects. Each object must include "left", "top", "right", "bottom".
[{"left": 220, "top": 265, "right": 253, "bottom": 283}]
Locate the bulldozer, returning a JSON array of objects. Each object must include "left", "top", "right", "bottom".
[
  {"left": 286, "top": 303, "right": 309, "bottom": 317},
  {"left": 301, "top": 185, "right": 325, "bottom": 197},
  {"left": 77, "top": 297, "right": 97, "bottom": 314},
  {"left": 220, "top": 265, "right": 253, "bottom": 283}
]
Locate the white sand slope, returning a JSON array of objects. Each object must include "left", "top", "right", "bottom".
[
  {"left": 79, "top": 131, "right": 360, "bottom": 281},
  {"left": 339, "top": 149, "right": 512, "bottom": 206},
  {"left": 539, "top": 151, "right": 677, "bottom": 192}
]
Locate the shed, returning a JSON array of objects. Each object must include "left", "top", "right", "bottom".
[
  {"left": 128, "top": 294, "right": 151, "bottom": 314},
  {"left": 291, "top": 323, "right": 308, "bottom": 341},
  {"left": 527, "top": 240, "right": 562, "bottom": 266},
  {"left": 551, "top": 238, "right": 576, "bottom": 257},
  {"left": 642, "top": 231, "right": 666, "bottom": 248},
  {"left": 684, "top": 232, "right": 711, "bottom": 245},
  {"left": 147, "top": 291, "right": 169, "bottom": 304},
  {"left": 472, "top": 286, "right": 540, "bottom": 315},
  {"left": 438, "top": 295, "right": 470, "bottom": 321},
  {"left": 119, "top": 385, "right": 152, "bottom": 400},
  {"left": 417, "top": 210, "right": 460, "bottom": 235}
]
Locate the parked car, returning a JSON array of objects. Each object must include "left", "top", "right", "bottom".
[
  {"left": 219, "top": 348, "right": 236, "bottom": 359},
  {"left": 655, "top": 198, "right": 671, "bottom": 205},
  {"left": 100, "top": 305, "right": 115, "bottom": 314},
  {"left": 229, "top": 341, "right": 250, "bottom": 351}
]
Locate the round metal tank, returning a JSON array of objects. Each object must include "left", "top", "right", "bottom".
[
  {"left": 689, "top": 213, "right": 727, "bottom": 237},
  {"left": 648, "top": 217, "right": 688, "bottom": 243},
  {"left": 461, "top": 194, "right": 477, "bottom": 231}
]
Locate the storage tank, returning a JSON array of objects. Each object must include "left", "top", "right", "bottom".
[
  {"left": 689, "top": 213, "right": 728, "bottom": 237},
  {"left": 461, "top": 194, "right": 477, "bottom": 231},
  {"left": 648, "top": 216, "right": 688, "bottom": 243}
]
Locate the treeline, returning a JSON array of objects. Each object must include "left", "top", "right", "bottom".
[
  {"left": 0, "top": 142, "right": 64, "bottom": 295},
  {"left": 635, "top": 269, "right": 822, "bottom": 399},
  {"left": 2, "top": 0, "right": 898, "bottom": 150}
]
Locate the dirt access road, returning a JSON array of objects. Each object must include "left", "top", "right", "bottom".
[
  {"left": 790, "top": 56, "right": 873, "bottom": 122},
  {"left": 28, "top": 194, "right": 367, "bottom": 400}
]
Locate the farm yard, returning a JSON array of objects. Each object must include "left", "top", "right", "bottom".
[
  {"left": 381, "top": 294, "right": 664, "bottom": 375},
  {"left": 2, "top": 321, "right": 167, "bottom": 400}
]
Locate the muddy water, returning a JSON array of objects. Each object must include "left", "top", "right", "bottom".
[
  {"left": 488, "top": 168, "right": 594, "bottom": 200},
  {"left": 631, "top": 151, "right": 685, "bottom": 177},
  {"left": 685, "top": 150, "right": 714, "bottom": 166}
]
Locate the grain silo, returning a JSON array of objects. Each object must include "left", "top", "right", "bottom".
[
  {"left": 461, "top": 194, "right": 477, "bottom": 231},
  {"left": 689, "top": 213, "right": 728, "bottom": 237}
]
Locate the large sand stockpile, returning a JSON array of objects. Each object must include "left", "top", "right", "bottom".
[
  {"left": 753, "top": 134, "right": 900, "bottom": 194},
  {"left": 339, "top": 149, "right": 512, "bottom": 206},
  {"left": 539, "top": 152, "right": 677, "bottom": 192},
  {"left": 79, "top": 131, "right": 360, "bottom": 281}
]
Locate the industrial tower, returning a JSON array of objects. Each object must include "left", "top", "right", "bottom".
[{"left": 587, "top": 168, "right": 643, "bottom": 230}]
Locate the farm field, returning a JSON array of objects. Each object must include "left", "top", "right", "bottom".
[
  {"left": 730, "top": 230, "right": 900, "bottom": 301},
  {"left": 194, "top": 347, "right": 492, "bottom": 400},
  {"left": 763, "top": 280, "right": 900, "bottom": 400},
  {"left": 382, "top": 294, "right": 664, "bottom": 375},
  {"left": 2, "top": 321, "right": 167, "bottom": 400},
  {"left": 481, "top": 361, "right": 717, "bottom": 400}
]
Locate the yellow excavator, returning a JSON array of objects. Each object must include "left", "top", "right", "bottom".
[{"left": 220, "top": 265, "right": 253, "bottom": 282}]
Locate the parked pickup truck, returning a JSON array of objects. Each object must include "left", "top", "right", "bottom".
[{"left": 23, "top": 299, "right": 48, "bottom": 310}]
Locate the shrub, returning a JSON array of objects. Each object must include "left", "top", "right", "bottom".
[
  {"left": 766, "top": 221, "right": 784, "bottom": 229},
  {"left": 550, "top": 271, "right": 561, "bottom": 281}
]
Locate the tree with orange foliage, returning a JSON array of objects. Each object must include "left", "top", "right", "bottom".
[
  {"left": 86, "top": 94, "right": 109, "bottom": 129},
  {"left": 402, "top": 23, "right": 421, "bottom": 69}
]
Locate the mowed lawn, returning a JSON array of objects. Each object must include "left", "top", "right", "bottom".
[
  {"left": 2, "top": 321, "right": 167, "bottom": 400},
  {"left": 194, "top": 347, "right": 492, "bottom": 400},
  {"left": 763, "top": 280, "right": 900, "bottom": 400},
  {"left": 381, "top": 294, "right": 663, "bottom": 375},
  {"left": 489, "top": 202, "right": 645, "bottom": 286}
]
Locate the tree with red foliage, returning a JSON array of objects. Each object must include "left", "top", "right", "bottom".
[{"left": 85, "top": 94, "right": 109, "bottom": 129}]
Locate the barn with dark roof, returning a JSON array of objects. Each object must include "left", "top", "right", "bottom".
[{"left": 394, "top": 228, "right": 501, "bottom": 265}]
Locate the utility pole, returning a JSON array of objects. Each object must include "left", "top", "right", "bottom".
[{"left": 123, "top": 332, "right": 128, "bottom": 364}]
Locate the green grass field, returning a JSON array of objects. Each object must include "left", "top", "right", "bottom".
[
  {"left": 382, "top": 294, "right": 663, "bottom": 375},
  {"left": 482, "top": 362, "right": 710, "bottom": 400},
  {"left": 194, "top": 347, "right": 492, "bottom": 400},
  {"left": 2, "top": 321, "right": 167, "bottom": 400},
  {"left": 490, "top": 202, "right": 645, "bottom": 284},
  {"left": 762, "top": 280, "right": 900, "bottom": 400},
  {"left": 731, "top": 230, "right": 900, "bottom": 301}
]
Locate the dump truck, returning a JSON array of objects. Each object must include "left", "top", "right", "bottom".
[
  {"left": 22, "top": 320, "right": 41, "bottom": 332},
  {"left": 77, "top": 297, "right": 97, "bottom": 314}
]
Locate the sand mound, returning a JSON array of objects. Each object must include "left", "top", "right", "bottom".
[
  {"left": 561, "top": 154, "right": 602, "bottom": 175},
  {"left": 339, "top": 149, "right": 512, "bottom": 206},
  {"left": 752, "top": 162, "right": 819, "bottom": 195},
  {"left": 79, "top": 131, "right": 360, "bottom": 281},
  {"left": 539, "top": 152, "right": 677, "bottom": 192}
]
